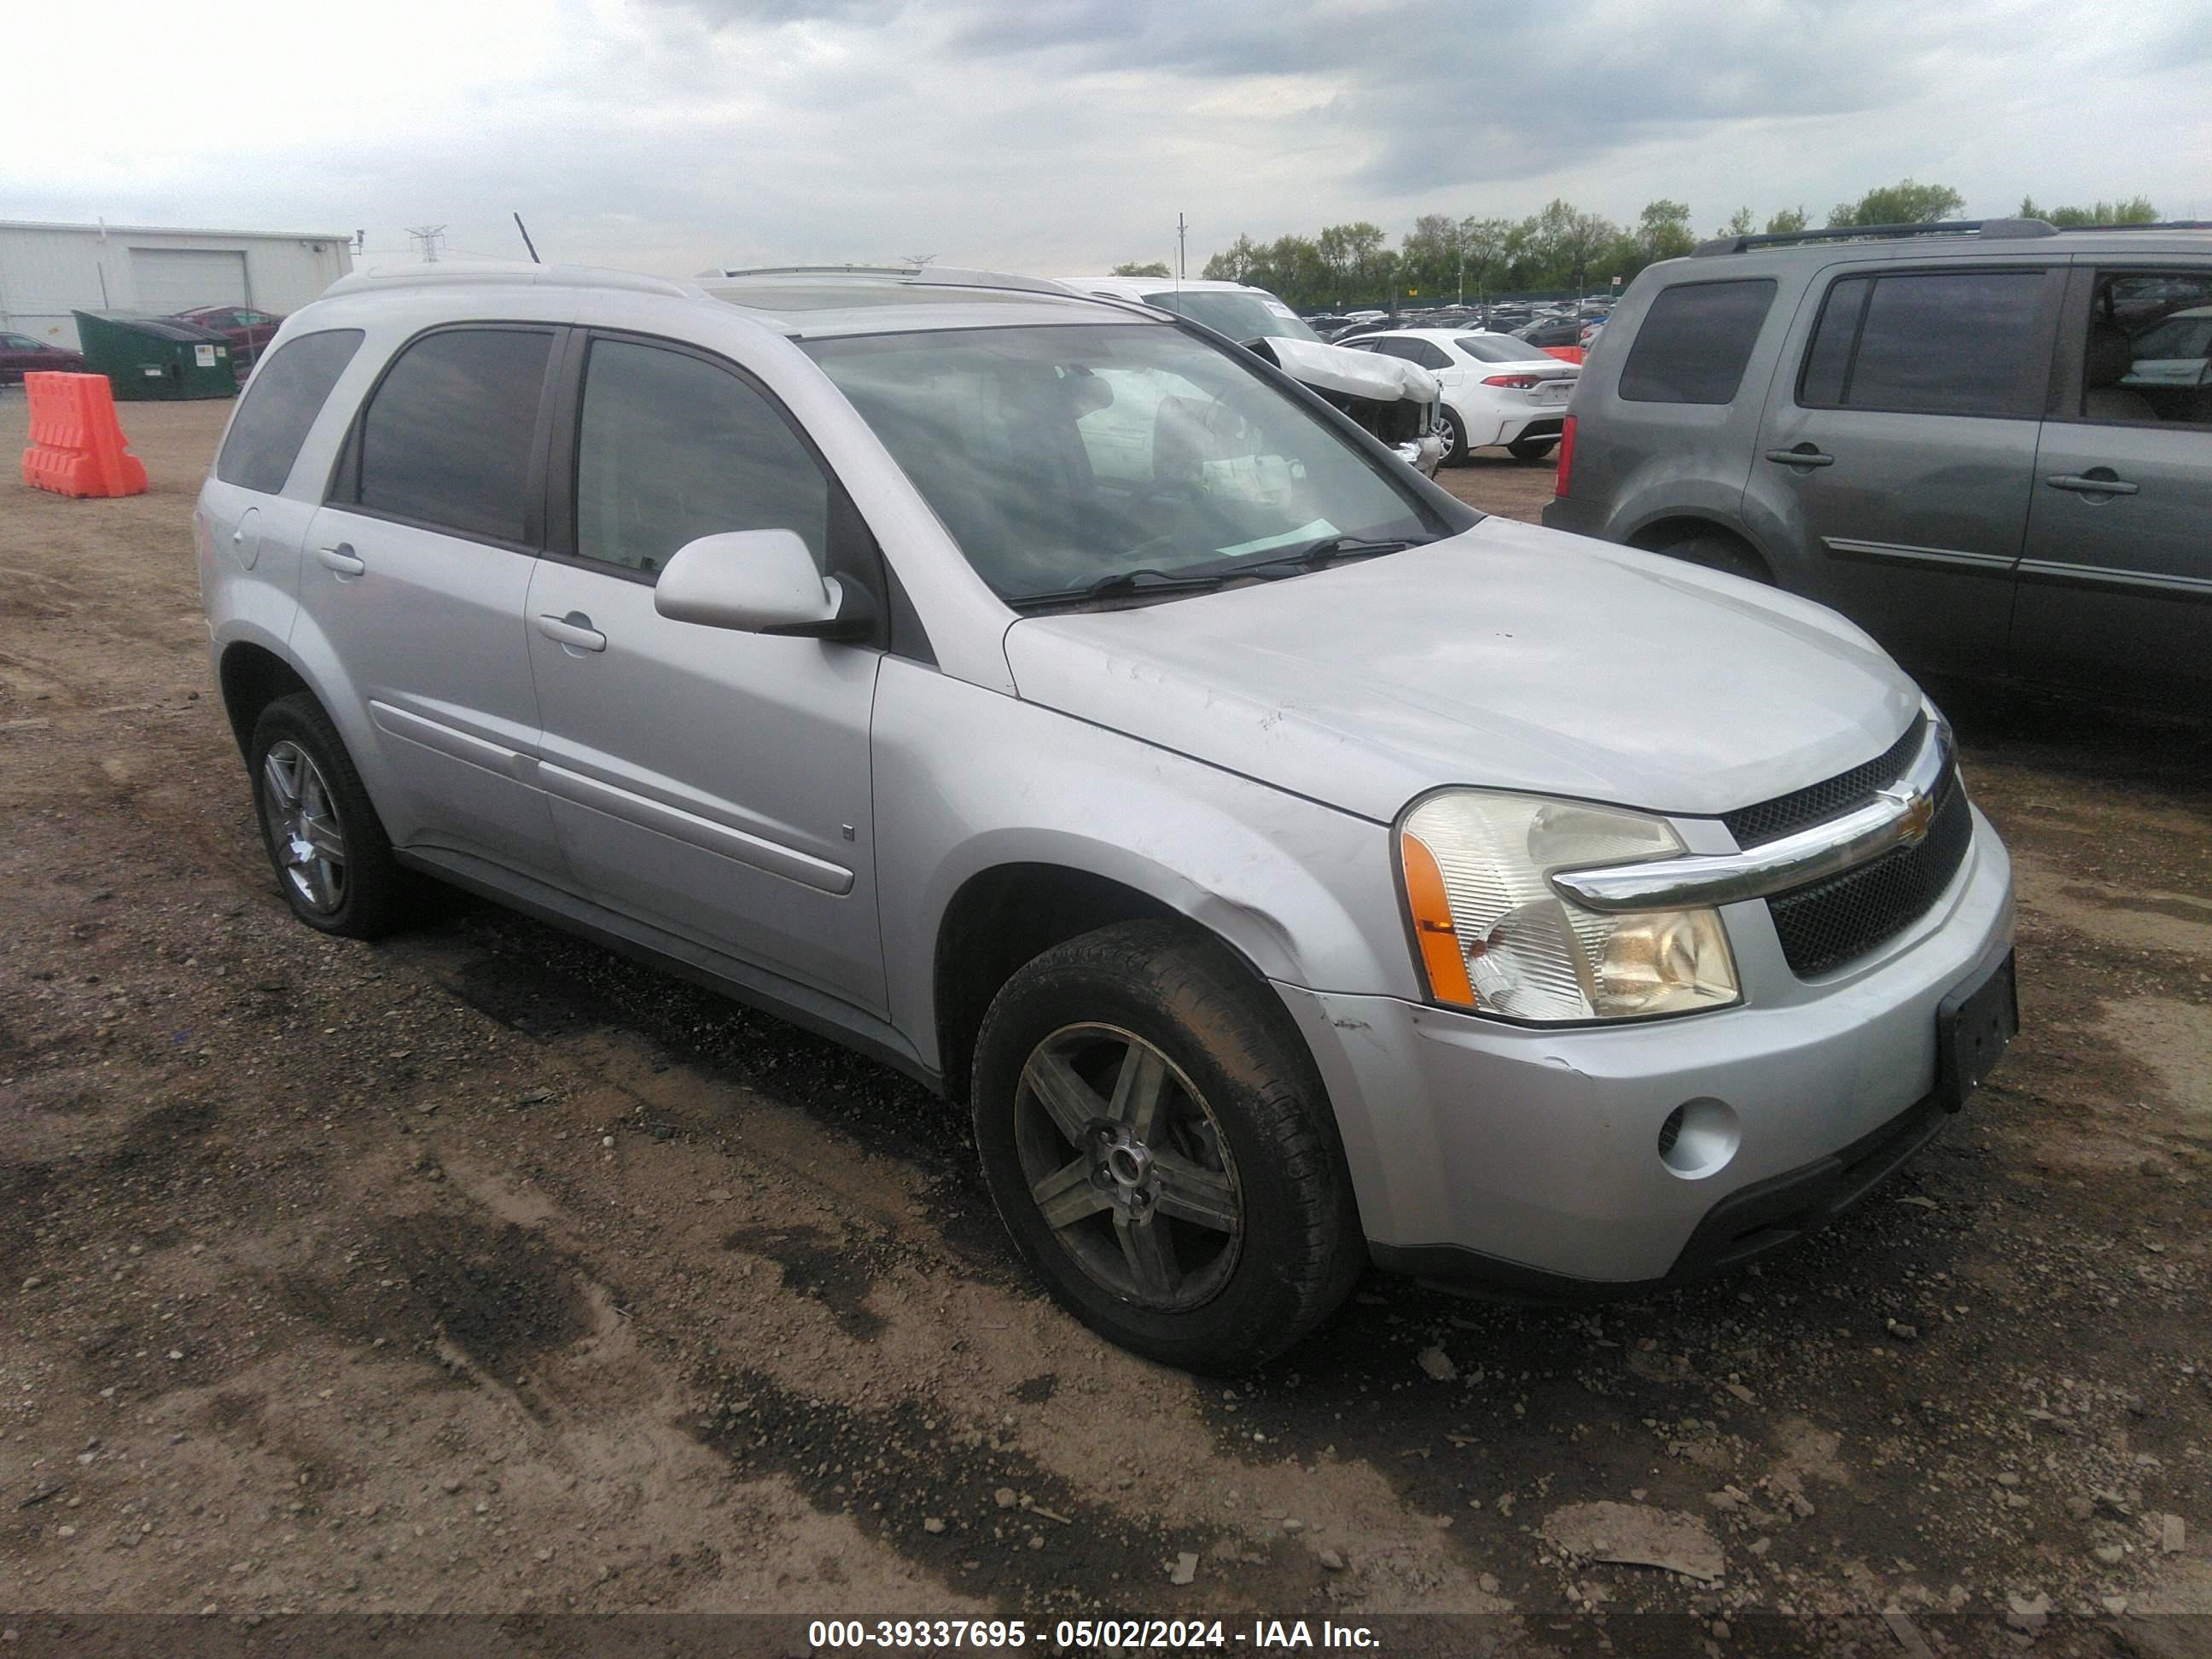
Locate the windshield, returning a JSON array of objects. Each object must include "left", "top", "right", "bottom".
[
  {"left": 806, "top": 322, "right": 1439, "bottom": 606},
  {"left": 1138, "top": 289, "right": 1321, "bottom": 344},
  {"left": 1455, "top": 334, "right": 1552, "bottom": 364}
]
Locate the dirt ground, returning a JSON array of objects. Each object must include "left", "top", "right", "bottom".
[{"left": 2, "top": 397, "right": 2207, "bottom": 1648}]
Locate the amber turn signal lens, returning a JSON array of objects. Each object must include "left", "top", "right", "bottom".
[{"left": 1399, "top": 830, "right": 1476, "bottom": 1008}]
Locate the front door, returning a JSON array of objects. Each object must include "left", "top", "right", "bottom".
[
  {"left": 1747, "top": 264, "right": 2062, "bottom": 680},
  {"left": 297, "top": 324, "right": 567, "bottom": 876},
  {"left": 2011, "top": 265, "right": 2212, "bottom": 708},
  {"left": 525, "top": 332, "right": 887, "bottom": 1012}
]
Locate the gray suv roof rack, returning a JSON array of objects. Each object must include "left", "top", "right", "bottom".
[
  {"left": 697, "top": 263, "right": 1069, "bottom": 297},
  {"left": 1693, "top": 218, "right": 2058, "bottom": 257}
]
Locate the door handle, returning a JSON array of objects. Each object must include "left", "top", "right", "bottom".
[
  {"left": 315, "top": 544, "right": 365, "bottom": 577},
  {"left": 535, "top": 612, "right": 607, "bottom": 653},
  {"left": 1763, "top": 445, "right": 1835, "bottom": 469},
  {"left": 2046, "top": 471, "right": 2139, "bottom": 497}
]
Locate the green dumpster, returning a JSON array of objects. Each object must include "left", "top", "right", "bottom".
[{"left": 72, "top": 311, "right": 237, "bottom": 401}]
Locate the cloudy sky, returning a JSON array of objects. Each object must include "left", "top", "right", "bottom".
[{"left": 4, "top": 0, "right": 2205, "bottom": 278}]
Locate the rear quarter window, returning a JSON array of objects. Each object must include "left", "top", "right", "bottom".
[
  {"left": 1617, "top": 279, "right": 1778, "bottom": 405},
  {"left": 214, "top": 329, "right": 364, "bottom": 495}
]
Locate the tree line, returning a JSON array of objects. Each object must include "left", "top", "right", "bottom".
[{"left": 1165, "top": 181, "right": 2160, "bottom": 310}]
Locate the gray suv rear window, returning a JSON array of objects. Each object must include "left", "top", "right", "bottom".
[
  {"left": 1798, "top": 270, "right": 2050, "bottom": 416},
  {"left": 1617, "top": 279, "right": 1775, "bottom": 405},
  {"left": 215, "top": 329, "right": 364, "bottom": 495},
  {"left": 354, "top": 328, "right": 553, "bottom": 543}
]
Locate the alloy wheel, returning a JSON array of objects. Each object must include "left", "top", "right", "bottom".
[
  {"left": 260, "top": 740, "right": 349, "bottom": 915},
  {"left": 1012, "top": 1022, "right": 1243, "bottom": 1313}
]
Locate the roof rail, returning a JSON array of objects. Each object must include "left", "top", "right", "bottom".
[
  {"left": 326, "top": 259, "right": 698, "bottom": 300},
  {"left": 699, "top": 263, "right": 1071, "bottom": 298},
  {"left": 1692, "top": 218, "right": 2058, "bottom": 257},
  {"left": 2056, "top": 219, "right": 2212, "bottom": 233}
]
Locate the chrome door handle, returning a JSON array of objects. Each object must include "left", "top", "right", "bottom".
[
  {"left": 2046, "top": 472, "right": 2139, "bottom": 496},
  {"left": 315, "top": 544, "right": 365, "bottom": 577},
  {"left": 535, "top": 612, "right": 607, "bottom": 652},
  {"left": 1763, "top": 446, "right": 1835, "bottom": 469}
]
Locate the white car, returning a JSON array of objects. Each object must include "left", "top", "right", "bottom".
[
  {"left": 1057, "top": 276, "right": 1447, "bottom": 475},
  {"left": 1342, "top": 328, "right": 1576, "bottom": 463}
]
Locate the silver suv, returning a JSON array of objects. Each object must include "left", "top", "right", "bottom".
[
  {"left": 1544, "top": 218, "right": 2212, "bottom": 711},
  {"left": 196, "top": 260, "right": 2018, "bottom": 1371}
]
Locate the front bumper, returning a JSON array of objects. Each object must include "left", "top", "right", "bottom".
[{"left": 1275, "top": 806, "right": 2014, "bottom": 1290}]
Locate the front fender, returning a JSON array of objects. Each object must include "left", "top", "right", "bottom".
[{"left": 871, "top": 659, "right": 1418, "bottom": 1076}]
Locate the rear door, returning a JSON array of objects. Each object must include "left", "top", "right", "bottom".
[
  {"left": 299, "top": 324, "right": 568, "bottom": 876},
  {"left": 2011, "top": 264, "right": 2212, "bottom": 707},
  {"left": 1745, "top": 264, "right": 2062, "bottom": 679}
]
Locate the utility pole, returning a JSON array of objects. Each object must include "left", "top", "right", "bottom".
[
  {"left": 1176, "top": 213, "right": 1188, "bottom": 286},
  {"left": 1457, "top": 247, "right": 1464, "bottom": 307},
  {"left": 405, "top": 224, "right": 446, "bottom": 264}
]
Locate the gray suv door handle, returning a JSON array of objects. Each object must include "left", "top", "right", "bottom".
[
  {"left": 315, "top": 544, "right": 365, "bottom": 577},
  {"left": 536, "top": 612, "right": 608, "bottom": 652},
  {"left": 2046, "top": 471, "right": 2139, "bottom": 497},
  {"left": 1763, "top": 445, "right": 1835, "bottom": 469}
]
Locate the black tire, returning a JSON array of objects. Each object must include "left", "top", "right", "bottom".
[
  {"left": 1660, "top": 531, "right": 1772, "bottom": 585},
  {"left": 1435, "top": 406, "right": 1470, "bottom": 466},
  {"left": 971, "top": 920, "right": 1363, "bottom": 1373},
  {"left": 247, "top": 693, "right": 410, "bottom": 938},
  {"left": 1507, "top": 435, "right": 1558, "bottom": 463}
]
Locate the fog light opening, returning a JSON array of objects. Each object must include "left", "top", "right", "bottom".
[{"left": 1658, "top": 1097, "right": 1740, "bottom": 1180}]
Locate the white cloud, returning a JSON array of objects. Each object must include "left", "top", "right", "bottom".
[{"left": 0, "top": 0, "right": 2202, "bottom": 277}]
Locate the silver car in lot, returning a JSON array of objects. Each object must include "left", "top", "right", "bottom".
[{"left": 195, "top": 260, "right": 2017, "bottom": 1371}]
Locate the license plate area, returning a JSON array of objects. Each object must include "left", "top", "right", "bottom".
[{"left": 1936, "top": 948, "right": 2017, "bottom": 1112}]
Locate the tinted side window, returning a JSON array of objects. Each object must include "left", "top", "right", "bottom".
[
  {"left": 1617, "top": 279, "right": 1777, "bottom": 405},
  {"left": 215, "top": 329, "right": 364, "bottom": 495},
  {"left": 1800, "top": 270, "right": 2049, "bottom": 417},
  {"left": 355, "top": 329, "right": 553, "bottom": 542},
  {"left": 573, "top": 338, "right": 830, "bottom": 577},
  {"left": 1400, "top": 339, "right": 1451, "bottom": 370}
]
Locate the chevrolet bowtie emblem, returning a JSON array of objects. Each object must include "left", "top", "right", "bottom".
[{"left": 1877, "top": 783, "right": 1936, "bottom": 846}]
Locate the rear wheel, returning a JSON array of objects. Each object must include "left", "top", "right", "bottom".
[
  {"left": 1435, "top": 406, "right": 1469, "bottom": 466},
  {"left": 972, "top": 921, "right": 1363, "bottom": 1372},
  {"left": 1659, "top": 530, "right": 1772, "bottom": 585},
  {"left": 1507, "top": 434, "right": 1559, "bottom": 463},
  {"left": 248, "top": 694, "right": 410, "bottom": 938}
]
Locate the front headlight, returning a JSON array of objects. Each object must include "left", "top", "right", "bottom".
[{"left": 1398, "top": 790, "right": 1740, "bottom": 1022}]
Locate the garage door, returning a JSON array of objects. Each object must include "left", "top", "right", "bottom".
[{"left": 130, "top": 248, "right": 248, "bottom": 314}]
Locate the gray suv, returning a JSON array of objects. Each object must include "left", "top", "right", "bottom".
[
  {"left": 1544, "top": 218, "right": 2212, "bottom": 711},
  {"left": 196, "top": 260, "right": 2017, "bottom": 1371}
]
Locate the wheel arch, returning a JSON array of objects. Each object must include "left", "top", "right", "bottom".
[
  {"left": 217, "top": 639, "right": 313, "bottom": 756},
  {"left": 1625, "top": 515, "right": 1776, "bottom": 582},
  {"left": 931, "top": 859, "right": 1298, "bottom": 1107}
]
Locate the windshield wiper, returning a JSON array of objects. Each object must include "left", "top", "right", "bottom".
[
  {"left": 1216, "top": 533, "right": 1429, "bottom": 579},
  {"left": 1009, "top": 567, "right": 1233, "bottom": 612}
]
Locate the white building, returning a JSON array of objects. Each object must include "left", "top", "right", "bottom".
[{"left": 0, "top": 220, "right": 354, "bottom": 349}]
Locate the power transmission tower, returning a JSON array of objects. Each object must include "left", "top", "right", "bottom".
[
  {"left": 900, "top": 253, "right": 937, "bottom": 268},
  {"left": 405, "top": 224, "right": 447, "bottom": 264}
]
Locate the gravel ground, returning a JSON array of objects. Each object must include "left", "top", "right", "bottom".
[{"left": 1, "top": 396, "right": 2206, "bottom": 1645}]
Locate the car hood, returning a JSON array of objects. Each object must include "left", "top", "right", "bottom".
[
  {"left": 1002, "top": 516, "right": 1921, "bottom": 824},
  {"left": 1248, "top": 335, "right": 1437, "bottom": 405}
]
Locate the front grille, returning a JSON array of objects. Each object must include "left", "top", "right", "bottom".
[
  {"left": 1767, "top": 769, "right": 1972, "bottom": 976},
  {"left": 1723, "top": 716, "right": 1925, "bottom": 849}
]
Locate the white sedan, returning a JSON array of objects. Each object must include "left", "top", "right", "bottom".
[{"left": 1340, "top": 328, "right": 1576, "bottom": 463}]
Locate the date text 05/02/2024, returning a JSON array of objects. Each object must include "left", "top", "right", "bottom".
[{"left": 805, "top": 1617, "right": 1382, "bottom": 1650}]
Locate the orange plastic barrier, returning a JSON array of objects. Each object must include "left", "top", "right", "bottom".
[
  {"left": 20, "top": 372, "right": 148, "bottom": 499},
  {"left": 1542, "top": 346, "right": 1586, "bottom": 366}
]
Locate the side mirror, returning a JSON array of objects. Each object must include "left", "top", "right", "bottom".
[{"left": 653, "top": 529, "right": 874, "bottom": 640}]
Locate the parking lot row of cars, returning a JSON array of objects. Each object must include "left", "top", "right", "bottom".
[{"left": 0, "top": 304, "right": 286, "bottom": 384}]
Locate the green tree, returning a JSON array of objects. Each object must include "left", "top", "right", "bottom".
[
  {"left": 1200, "top": 236, "right": 1263, "bottom": 283},
  {"left": 1399, "top": 213, "right": 1461, "bottom": 302},
  {"left": 1110, "top": 260, "right": 1171, "bottom": 277},
  {"left": 1827, "top": 179, "right": 1965, "bottom": 228},
  {"left": 1636, "top": 199, "right": 1696, "bottom": 264},
  {"left": 1765, "top": 207, "right": 1810, "bottom": 235},
  {"left": 1458, "top": 216, "right": 1511, "bottom": 304},
  {"left": 1530, "top": 199, "right": 1618, "bottom": 292},
  {"left": 1719, "top": 206, "right": 1755, "bottom": 239},
  {"left": 2018, "top": 195, "right": 2157, "bottom": 227}
]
